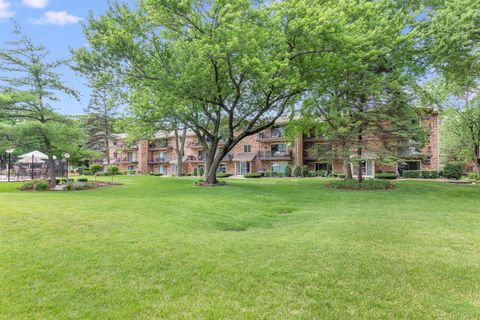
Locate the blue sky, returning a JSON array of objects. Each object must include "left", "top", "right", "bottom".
[{"left": 0, "top": 0, "right": 135, "bottom": 115}]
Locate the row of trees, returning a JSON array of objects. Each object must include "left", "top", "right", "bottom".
[
  {"left": 2, "top": 0, "right": 478, "bottom": 184},
  {"left": 71, "top": 0, "right": 480, "bottom": 184}
]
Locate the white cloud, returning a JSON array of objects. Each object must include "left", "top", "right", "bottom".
[
  {"left": 0, "top": 0, "right": 15, "bottom": 19},
  {"left": 22, "top": 0, "right": 47, "bottom": 9},
  {"left": 31, "top": 11, "right": 82, "bottom": 26}
]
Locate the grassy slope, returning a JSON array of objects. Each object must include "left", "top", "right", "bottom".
[{"left": 0, "top": 177, "right": 479, "bottom": 319}]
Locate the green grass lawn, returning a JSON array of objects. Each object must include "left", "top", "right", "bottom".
[{"left": 1, "top": 177, "right": 479, "bottom": 319}]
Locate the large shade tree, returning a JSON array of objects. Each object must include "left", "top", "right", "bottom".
[
  {"left": 73, "top": 0, "right": 344, "bottom": 184},
  {"left": 294, "top": 0, "right": 429, "bottom": 181}
]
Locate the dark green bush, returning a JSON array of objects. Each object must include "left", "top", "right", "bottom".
[
  {"left": 402, "top": 170, "right": 421, "bottom": 178},
  {"left": 443, "top": 162, "right": 463, "bottom": 180},
  {"left": 77, "top": 178, "right": 88, "bottom": 182},
  {"left": 264, "top": 171, "right": 271, "bottom": 177},
  {"left": 375, "top": 172, "right": 398, "bottom": 180},
  {"left": 327, "top": 179, "right": 395, "bottom": 191},
  {"left": 284, "top": 164, "right": 291, "bottom": 177},
  {"left": 216, "top": 172, "right": 232, "bottom": 178},
  {"left": 83, "top": 169, "right": 92, "bottom": 176},
  {"left": 302, "top": 165, "right": 309, "bottom": 177},
  {"left": 309, "top": 171, "right": 318, "bottom": 177},
  {"left": 198, "top": 167, "right": 205, "bottom": 177},
  {"left": 335, "top": 173, "right": 346, "bottom": 179},
  {"left": 192, "top": 168, "right": 198, "bottom": 176},
  {"left": 244, "top": 172, "right": 262, "bottom": 178},
  {"left": 293, "top": 165, "right": 301, "bottom": 177},
  {"left": 150, "top": 173, "right": 163, "bottom": 177}
]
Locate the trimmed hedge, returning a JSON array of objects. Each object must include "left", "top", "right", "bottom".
[
  {"left": 402, "top": 170, "right": 421, "bottom": 178},
  {"left": 77, "top": 178, "right": 89, "bottom": 182},
  {"left": 316, "top": 170, "right": 328, "bottom": 177},
  {"left": 244, "top": 172, "right": 262, "bottom": 178},
  {"left": 375, "top": 173, "right": 398, "bottom": 180},
  {"left": 216, "top": 172, "right": 232, "bottom": 178}
]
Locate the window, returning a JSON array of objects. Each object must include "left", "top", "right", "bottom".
[
  {"left": 244, "top": 144, "right": 252, "bottom": 153},
  {"left": 398, "top": 160, "right": 420, "bottom": 171},
  {"left": 271, "top": 162, "right": 288, "bottom": 173},
  {"left": 159, "top": 165, "right": 167, "bottom": 174},
  {"left": 352, "top": 160, "right": 373, "bottom": 177},
  {"left": 127, "top": 152, "right": 136, "bottom": 162},
  {"left": 315, "top": 162, "right": 328, "bottom": 171},
  {"left": 236, "top": 162, "right": 250, "bottom": 175},
  {"left": 423, "top": 156, "right": 431, "bottom": 166},
  {"left": 271, "top": 126, "right": 285, "bottom": 138},
  {"left": 217, "top": 164, "right": 227, "bottom": 173},
  {"left": 158, "top": 152, "right": 168, "bottom": 161},
  {"left": 113, "top": 141, "right": 117, "bottom": 146},
  {"left": 199, "top": 151, "right": 206, "bottom": 160},
  {"left": 127, "top": 166, "right": 136, "bottom": 171}
]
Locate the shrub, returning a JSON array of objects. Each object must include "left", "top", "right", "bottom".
[
  {"left": 83, "top": 169, "right": 92, "bottom": 176},
  {"left": 198, "top": 167, "right": 205, "bottom": 177},
  {"left": 77, "top": 178, "right": 89, "bottom": 182},
  {"left": 301, "top": 165, "right": 309, "bottom": 177},
  {"left": 107, "top": 165, "right": 120, "bottom": 175},
  {"left": 193, "top": 168, "right": 198, "bottom": 176},
  {"left": 127, "top": 170, "right": 137, "bottom": 176},
  {"left": 216, "top": 172, "right": 232, "bottom": 178},
  {"left": 375, "top": 172, "right": 398, "bottom": 179},
  {"left": 316, "top": 170, "right": 328, "bottom": 177},
  {"left": 402, "top": 170, "right": 421, "bottom": 178},
  {"left": 150, "top": 173, "right": 163, "bottom": 177},
  {"left": 19, "top": 181, "right": 35, "bottom": 191},
  {"left": 95, "top": 172, "right": 109, "bottom": 176},
  {"left": 326, "top": 179, "right": 395, "bottom": 191},
  {"left": 264, "top": 171, "right": 271, "bottom": 177},
  {"left": 293, "top": 165, "right": 301, "bottom": 177},
  {"left": 443, "top": 162, "right": 463, "bottom": 180},
  {"left": 421, "top": 171, "right": 439, "bottom": 179},
  {"left": 284, "top": 164, "right": 291, "bottom": 177},
  {"left": 34, "top": 180, "right": 49, "bottom": 191},
  {"left": 244, "top": 172, "right": 262, "bottom": 178},
  {"left": 90, "top": 164, "right": 103, "bottom": 174},
  {"left": 468, "top": 172, "right": 479, "bottom": 180},
  {"left": 335, "top": 173, "right": 346, "bottom": 179},
  {"left": 309, "top": 171, "right": 318, "bottom": 177}
]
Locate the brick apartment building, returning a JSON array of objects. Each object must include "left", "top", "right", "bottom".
[{"left": 104, "top": 109, "right": 439, "bottom": 177}]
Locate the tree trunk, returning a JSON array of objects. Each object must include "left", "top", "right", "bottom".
[
  {"left": 174, "top": 128, "right": 186, "bottom": 177},
  {"left": 105, "top": 138, "right": 110, "bottom": 166},
  {"left": 357, "top": 137, "right": 363, "bottom": 183},
  {"left": 47, "top": 155, "right": 56, "bottom": 186},
  {"left": 343, "top": 157, "right": 353, "bottom": 180}
]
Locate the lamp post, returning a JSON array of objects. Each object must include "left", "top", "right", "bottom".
[
  {"left": 64, "top": 153, "right": 70, "bottom": 180},
  {"left": 6, "top": 148, "right": 14, "bottom": 182},
  {"left": 52, "top": 156, "right": 57, "bottom": 180}
]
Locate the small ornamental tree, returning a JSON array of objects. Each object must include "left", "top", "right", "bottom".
[{"left": 90, "top": 164, "right": 103, "bottom": 174}]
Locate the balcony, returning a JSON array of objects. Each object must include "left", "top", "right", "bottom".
[
  {"left": 185, "top": 155, "right": 206, "bottom": 163},
  {"left": 114, "top": 158, "right": 138, "bottom": 164},
  {"left": 123, "top": 144, "right": 138, "bottom": 151},
  {"left": 256, "top": 132, "right": 285, "bottom": 142},
  {"left": 148, "top": 143, "right": 169, "bottom": 151},
  {"left": 148, "top": 157, "right": 168, "bottom": 164},
  {"left": 257, "top": 150, "right": 291, "bottom": 160}
]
